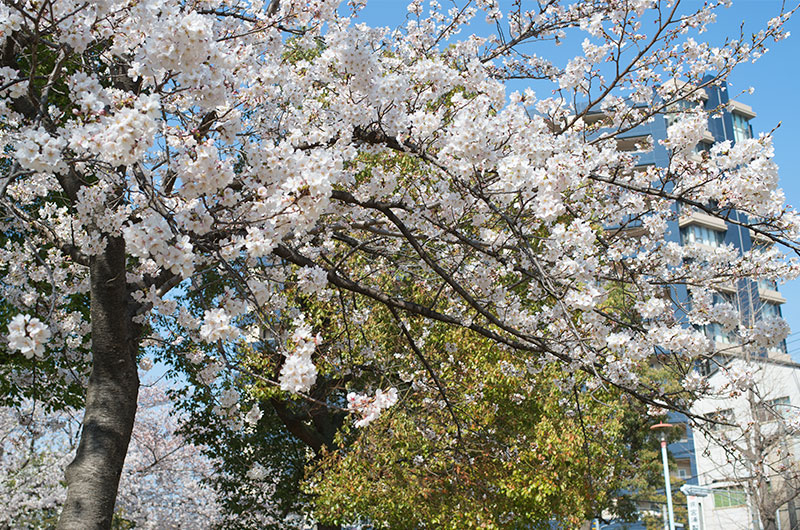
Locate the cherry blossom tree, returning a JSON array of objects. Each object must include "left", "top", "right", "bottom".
[
  {"left": 0, "top": 404, "right": 72, "bottom": 528},
  {"left": 1, "top": 0, "right": 799, "bottom": 527},
  {"left": 0, "top": 382, "right": 228, "bottom": 529},
  {"left": 113, "top": 384, "right": 225, "bottom": 529}
]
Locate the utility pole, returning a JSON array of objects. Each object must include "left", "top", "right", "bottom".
[{"left": 652, "top": 422, "right": 676, "bottom": 530}]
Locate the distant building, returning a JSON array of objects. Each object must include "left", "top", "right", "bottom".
[
  {"left": 595, "top": 77, "right": 795, "bottom": 529},
  {"left": 690, "top": 355, "right": 800, "bottom": 530}
]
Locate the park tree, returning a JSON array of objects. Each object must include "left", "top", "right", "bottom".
[
  {"left": 304, "top": 325, "right": 672, "bottom": 528},
  {"left": 0, "top": 382, "right": 227, "bottom": 529},
  {"left": 1, "top": 0, "right": 799, "bottom": 527},
  {"left": 298, "top": 279, "right": 700, "bottom": 528}
]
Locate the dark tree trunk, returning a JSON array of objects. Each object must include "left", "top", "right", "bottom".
[
  {"left": 57, "top": 236, "right": 140, "bottom": 530},
  {"left": 270, "top": 385, "right": 345, "bottom": 530}
]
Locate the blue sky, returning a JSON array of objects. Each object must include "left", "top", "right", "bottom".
[{"left": 356, "top": 0, "right": 800, "bottom": 359}]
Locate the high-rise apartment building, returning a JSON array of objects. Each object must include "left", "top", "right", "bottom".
[
  {"left": 613, "top": 76, "right": 789, "bottom": 362},
  {"left": 593, "top": 76, "right": 797, "bottom": 530}
]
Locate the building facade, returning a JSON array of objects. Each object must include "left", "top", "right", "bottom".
[
  {"left": 596, "top": 77, "right": 796, "bottom": 529},
  {"left": 690, "top": 356, "right": 800, "bottom": 530}
]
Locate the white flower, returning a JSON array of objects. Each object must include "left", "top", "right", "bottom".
[
  {"left": 244, "top": 227, "right": 275, "bottom": 258},
  {"left": 219, "top": 388, "right": 240, "bottom": 408},
  {"left": 14, "top": 128, "right": 66, "bottom": 173},
  {"left": 246, "top": 462, "right": 269, "bottom": 481},
  {"left": 709, "top": 303, "right": 740, "bottom": 331},
  {"left": 296, "top": 265, "right": 328, "bottom": 295},
  {"left": 244, "top": 404, "right": 263, "bottom": 426},
  {"left": 199, "top": 309, "right": 238, "bottom": 343},
  {"left": 278, "top": 353, "right": 318, "bottom": 393},
  {"left": 7, "top": 314, "right": 51, "bottom": 359},
  {"left": 637, "top": 298, "right": 667, "bottom": 319},
  {"left": 745, "top": 317, "right": 790, "bottom": 349},
  {"left": 347, "top": 387, "right": 399, "bottom": 428},
  {"left": 664, "top": 110, "right": 706, "bottom": 154},
  {"left": 606, "top": 332, "right": 631, "bottom": 350},
  {"left": 682, "top": 371, "right": 709, "bottom": 393}
]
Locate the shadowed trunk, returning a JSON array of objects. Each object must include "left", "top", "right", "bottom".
[
  {"left": 270, "top": 385, "right": 345, "bottom": 530},
  {"left": 57, "top": 236, "right": 140, "bottom": 530}
]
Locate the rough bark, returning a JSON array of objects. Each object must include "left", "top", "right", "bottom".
[{"left": 57, "top": 236, "right": 140, "bottom": 530}]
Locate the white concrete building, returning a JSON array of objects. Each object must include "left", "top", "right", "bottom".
[{"left": 690, "top": 356, "right": 800, "bottom": 530}]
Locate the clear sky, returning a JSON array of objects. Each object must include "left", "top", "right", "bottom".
[{"left": 355, "top": 0, "right": 800, "bottom": 360}]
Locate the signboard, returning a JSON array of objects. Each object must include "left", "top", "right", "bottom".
[{"left": 687, "top": 497, "right": 702, "bottom": 530}]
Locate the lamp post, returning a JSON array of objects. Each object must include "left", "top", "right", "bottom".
[{"left": 651, "top": 422, "right": 676, "bottom": 530}]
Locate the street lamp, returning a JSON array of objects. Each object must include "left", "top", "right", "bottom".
[{"left": 651, "top": 422, "right": 676, "bottom": 530}]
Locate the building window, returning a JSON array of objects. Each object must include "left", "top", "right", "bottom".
[
  {"left": 666, "top": 100, "right": 696, "bottom": 127},
  {"left": 674, "top": 457, "right": 691, "bottom": 480},
  {"left": 771, "top": 396, "right": 792, "bottom": 419},
  {"left": 704, "top": 321, "right": 734, "bottom": 344},
  {"left": 768, "top": 344, "right": 788, "bottom": 357},
  {"left": 757, "top": 278, "right": 778, "bottom": 292},
  {"left": 714, "top": 487, "right": 747, "bottom": 508},
  {"left": 756, "top": 396, "right": 792, "bottom": 422},
  {"left": 681, "top": 224, "right": 726, "bottom": 247},
  {"left": 759, "top": 302, "right": 782, "bottom": 320},
  {"left": 698, "top": 292, "right": 738, "bottom": 344},
  {"left": 676, "top": 424, "right": 689, "bottom": 443},
  {"left": 693, "top": 140, "right": 712, "bottom": 154},
  {"left": 706, "top": 408, "right": 734, "bottom": 431},
  {"left": 732, "top": 113, "right": 752, "bottom": 143}
]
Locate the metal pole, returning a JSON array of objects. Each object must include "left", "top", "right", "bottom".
[{"left": 660, "top": 432, "right": 676, "bottom": 530}]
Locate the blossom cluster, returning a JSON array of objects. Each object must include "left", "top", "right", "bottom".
[
  {"left": 278, "top": 317, "right": 320, "bottom": 394},
  {"left": 6, "top": 315, "right": 51, "bottom": 359},
  {"left": 347, "top": 388, "right": 399, "bottom": 428},
  {"left": 199, "top": 309, "right": 239, "bottom": 343}
]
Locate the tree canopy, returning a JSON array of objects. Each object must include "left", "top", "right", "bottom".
[{"left": 0, "top": 0, "right": 798, "bottom": 527}]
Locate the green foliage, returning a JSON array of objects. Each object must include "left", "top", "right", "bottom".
[
  {"left": 301, "top": 302, "right": 666, "bottom": 528},
  {"left": 175, "top": 385, "right": 310, "bottom": 528}
]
